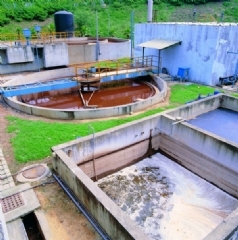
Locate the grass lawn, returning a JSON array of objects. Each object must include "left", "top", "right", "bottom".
[{"left": 7, "top": 83, "right": 216, "bottom": 163}]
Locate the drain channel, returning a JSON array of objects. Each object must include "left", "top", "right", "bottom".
[
  {"left": 22, "top": 212, "right": 44, "bottom": 240},
  {"left": 0, "top": 193, "right": 24, "bottom": 213}
]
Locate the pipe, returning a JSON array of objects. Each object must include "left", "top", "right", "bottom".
[
  {"left": 88, "top": 125, "right": 98, "bottom": 181},
  {"left": 158, "top": 49, "right": 161, "bottom": 74},
  {"left": 130, "top": 11, "right": 134, "bottom": 59},
  {"left": 35, "top": 45, "right": 40, "bottom": 72},
  {"left": 53, "top": 173, "right": 111, "bottom": 240},
  {"left": 147, "top": 0, "right": 153, "bottom": 22}
]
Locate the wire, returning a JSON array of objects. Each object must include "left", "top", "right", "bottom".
[{"left": 0, "top": 178, "right": 56, "bottom": 195}]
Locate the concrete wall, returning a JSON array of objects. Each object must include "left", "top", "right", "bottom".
[
  {"left": 134, "top": 23, "right": 238, "bottom": 85},
  {"left": 0, "top": 38, "right": 130, "bottom": 74},
  {"left": 159, "top": 114, "right": 238, "bottom": 198},
  {"left": 52, "top": 116, "right": 160, "bottom": 165},
  {"left": 167, "top": 94, "right": 221, "bottom": 120},
  {"left": 52, "top": 150, "right": 149, "bottom": 240},
  {"left": 0, "top": 47, "right": 44, "bottom": 74},
  {"left": 7, "top": 46, "right": 34, "bottom": 63},
  {"left": 43, "top": 43, "right": 69, "bottom": 68},
  {"left": 68, "top": 39, "right": 131, "bottom": 64}
]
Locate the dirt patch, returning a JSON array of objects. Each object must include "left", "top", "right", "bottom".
[{"left": 35, "top": 182, "right": 100, "bottom": 240}]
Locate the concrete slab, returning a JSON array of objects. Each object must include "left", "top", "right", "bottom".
[
  {"left": 0, "top": 183, "right": 40, "bottom": 222},
  {"left": 7, "top": 218, "right": 28, "bottom": 240},
  {"left": 34, "top": 209, "right": 52, "bottom": 240}
]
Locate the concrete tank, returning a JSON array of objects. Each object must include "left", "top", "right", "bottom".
[{"left": 54, "top": 10, "right": 74, "bottom": 38}]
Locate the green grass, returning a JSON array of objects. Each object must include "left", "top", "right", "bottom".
[
  {"left": 232, "top": 93, "right": 238, "bottom": 98},
  {"left": 170, "top": 84, "right": 216, "bottom": 105},
  {"left": 6, "top": 83, "right": 218, "bottom": 163}
]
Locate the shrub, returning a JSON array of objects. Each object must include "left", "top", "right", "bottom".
[{"left": 0, "top": 11, "right": 10, "bottom": 26}]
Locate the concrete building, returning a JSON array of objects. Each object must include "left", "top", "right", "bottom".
[
  {"left": 134, "top": 22, "right": 238, "bottom": 86},
  {"left": 0, "top": 37, "right": 131, "bottom": 75}
]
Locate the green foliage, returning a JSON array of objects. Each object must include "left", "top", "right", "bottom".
[
  {"left": 0, "top": 11, "right": 10, "bottom": 26},
  {"left": 74, "top": 9, "right": 95, "bottom": 36},
  {"left": 0, "top": 0, "right": 237, "bottom": 36}
]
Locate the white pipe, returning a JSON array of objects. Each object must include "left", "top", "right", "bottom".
[{"left": 147, "top": 0, "right": 153, "bottom": 22}]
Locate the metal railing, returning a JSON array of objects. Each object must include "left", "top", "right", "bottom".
[
  {"left": 0, "top": 31, "right": 83, "bottom": 46},
  {"left": 73, "top": 55, "right": 159, "bottom": 82}
]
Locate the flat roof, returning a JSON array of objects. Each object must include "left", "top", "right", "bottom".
[{"left": 137, "top": 39, "right": 181, "bottom": 50}]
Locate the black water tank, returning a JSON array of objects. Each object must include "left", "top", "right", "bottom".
[{"left": 54, "top": 10, "right": 74, "bottom": 38}]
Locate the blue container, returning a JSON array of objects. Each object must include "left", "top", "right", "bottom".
[
  {"left": 177, "top": 67, "right": 190, "bottom": 81},
  {"left": 34, "top": 25, "right": 41, "bottom": 32},
  {"left": 90, "top": 67, "right": 96, "bottom": 73},
  {"left": 22, "top": 28, "right": 31, "bottom": 38}
]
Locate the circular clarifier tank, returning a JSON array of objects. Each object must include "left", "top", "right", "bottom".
[
  {"left": 19, "top": 77, "right": 155, "bottom": 109},
  {"left": 3, "top": 69, "right": 167, "bottom": 120}
]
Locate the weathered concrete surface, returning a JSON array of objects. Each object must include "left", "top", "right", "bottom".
[
  {"left": 134, "top": 23, "right": 238, "bottom": 85},
  {"left": 52, "top": 151, "right": 150, "bottom": 240},
  {"left": 52, "top": 115, "right": 160, "bottom": 165},
  {"left": 7, "top": 46, "right": 34, "bottom": 63},
  {"left": 7, "top": 218, "right": 28, "bottom": 240},
  {"left": 166, "top": 94, "right": 221, "bottom": 119},
  {"left": 79, "top": 140, "right": 149, "bottom": 179},
  {"left": 34, "top": 209, "right": 52, "bottom": 240},
  {"left": 158, "top": 131, "right": 238, "bottom": 198},
  {"left": 203, "top": 207, "right": 238, "bottom": 240},
  {"left": 43, "top": 43, "right": 69, "bottom": 68},
  {"left": 68, "top": 39, "right": 130, "bottom": 64}
]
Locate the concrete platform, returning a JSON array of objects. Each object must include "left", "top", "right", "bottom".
[{"left": 0, "top": 183, "right": 40, "bottom": 222}]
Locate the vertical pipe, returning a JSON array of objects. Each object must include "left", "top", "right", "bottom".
[
  {"left": 88, "top": 125, "right": 97, "bottom": 181},
  {"left": 148, "top": 0, "right": 153, "bottom": 22},
  {"left": 96, "top": 11, "right": 99, "bottom": 61},
  {"left": 130, "top": 11, "right": 134, "bottom": 60},
  {"left": 158, "top": 50, "right": 161, "bottom": 74},
  {"left": 142, "top": 47, "right": 145, "bottom": 66},
  {"left": 35, "top": 45, "right": 40, "bottom": 72}
]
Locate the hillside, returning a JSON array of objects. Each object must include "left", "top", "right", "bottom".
[{"left": 0, "top": 0, "right": 237, "bottom": 39}]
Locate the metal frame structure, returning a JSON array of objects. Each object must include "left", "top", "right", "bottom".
[{"left": 0, "top": 56, "right": 159, "bottom": 98}]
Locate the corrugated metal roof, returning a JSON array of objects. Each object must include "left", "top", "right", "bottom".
[{"left": 137, "top": 39, "right": 182, "bottom": 50}]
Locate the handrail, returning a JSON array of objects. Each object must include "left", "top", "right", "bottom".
[
  {"left": 72, "top": 55, "right": 159, "bottom": 82},
  {"left": 0, "top": 31, "right": 82, "bottom": 46}
]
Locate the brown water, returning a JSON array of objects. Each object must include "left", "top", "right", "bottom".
[{"left": 20, "top": 79, "right": 154, "bottom": 110}]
